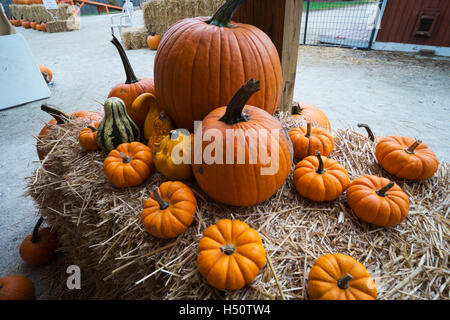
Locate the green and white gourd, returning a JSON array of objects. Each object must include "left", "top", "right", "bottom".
[{"left": 96, "top": 97, "right": 141, "bottom": 153}]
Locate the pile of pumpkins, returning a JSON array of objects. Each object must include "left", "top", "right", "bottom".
[
  {"left": 1, "top": 0, "right": 440, "bottom": 300},
  {"left": 9, "top": 16, "right": 47, "bottom": 32},
  {"left": 11, "top": 0, "right": 44, "bottom": 4}
]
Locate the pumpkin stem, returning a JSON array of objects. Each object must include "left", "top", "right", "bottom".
[
  {"left": 376, "top": 181, "right": 395, "bottom": 197},
  {"left": 153, "top": 187, "right": 169, "bottom": 210},
  {"left": 219, "top": 78, "right": 260, "bottom": 125},
  {"left": 41, "top": 104, "right": 70, "bottom": 125},
  {"left": 292, "top": 103, "right": 303, "bottom": 115},
  {"left": 31, "top": 217, "right": 44, "bottom": 243},
  {"left": 205, "top": 0, "right": 248, "bottom": 28},
  {"left": 87, "top": 125, "right": 97, "bottom": 132},
  {"left": 357, "top": 123, "right": 375, "bottom": 142},
  {"left": 120, "top": 152, "right": 132, "bottom": 163},
  {"left": 220, "top": 243, "right": 235, "bottom": 256},
  {"left": 337, "top": 273, "right": 353, "bottom": 290},
  {"left": 111, "top": 34, "right": 139, "bottom": 84},
  {"left": 405, "top": 139, "right": 422, "bottom": 154},
  {"left": 305, "top": 123, "right": 312, "bottom": 138},
  {"left": 151, "top": 31, "right": 156, "bottom": 36},
  {"left": 315, "top": 151, "right": 326, "bottom": 174}
]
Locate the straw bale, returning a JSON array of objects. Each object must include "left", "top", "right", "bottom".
[
  {"left": 121, "top": 27, "right": 148, "bottom": 50},
  {"left": 142, "top": 0, "right": 225, "bottom": 37},
  {"left": 9, "top": 4, "right": 70, "bottom": 23},
  {"left": 56, "top": 3, "right": 74, "bottom": 21},
  {"left": 46, "top": 17, "right": 80, "bottom": 33},
  {"left": 26, "top": 110, "right": 449, "bottom": 300}
]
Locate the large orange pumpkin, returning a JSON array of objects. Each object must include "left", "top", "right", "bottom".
[
  {"left": 108, "top": 35, "right": 155, "bottom": 115},
  {"left": 197, "top": 219, "right": 266, "bottom": 290},
  {"left": 192, "top": 79, "right": 293, "bottom": 207},
  {"left": 292, "top": 102, "right": 331, "bottom": 130},
  {"left": 154, "top": 0, "right": 282, "bottom": 131},
  {"left": 375, "top": 136, "right": 439, "bottom": 180},
  {"left": 308, "top": 253, "right": 377, "bottom": 300}
]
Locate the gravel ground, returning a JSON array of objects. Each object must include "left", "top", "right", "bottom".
[{"left": 0, "top": 10, "right": 449, "bottom": 299}]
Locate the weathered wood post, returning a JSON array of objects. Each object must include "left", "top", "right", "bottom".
[{"left": 234, "top": 0, "right": 304, "bottom": 113}]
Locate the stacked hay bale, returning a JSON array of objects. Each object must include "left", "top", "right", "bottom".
[
  {"left": 121, "top": 27, "right": 148, "bottom": 50},
  {"left": 9, "top": 4, "right": 55, "bottom": 22}
]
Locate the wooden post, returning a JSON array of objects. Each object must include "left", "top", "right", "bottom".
[{"left": 234, "top": 0, "right": 303, "bottom": 112}]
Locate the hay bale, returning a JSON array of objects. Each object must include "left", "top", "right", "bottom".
[
  {"left": 121, "top": 27, "right": 148, "bottom": 50},
  {"left": 9, "top": 4, "right": 70, "bottom": 23},
  {"left": 142, "top": 0, "right": 225, "bottom": 37},
  {"left": 56, "top": 3, "right": 74, "bottom": 21},
  {"left": 26, "top": 110, "right": 449, "bottom": 300},
  {"left": 46, "top": 17, "right": 80, "bottom": 33}
]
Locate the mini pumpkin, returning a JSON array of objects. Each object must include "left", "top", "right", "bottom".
[
  {"left": 142, "top": 181, "right": 197, "bottom": 239},
  {"left": 30, "top": 21, "right": 37, "bottom": 29},
  {"left": 79, "top": 122, "right": 100, "bottom": 151},
  {"left": 292, "top": 102, "right": 331, "bottom": 130},
  {"left": 153, "top": 130, "right": 193, "bottom": 180},
  {"left": 103, "top": 142, "right": 153, "bottom": 188},
  {"left": 347, "top": 175, "right": 409, "bottom": 226},
  {"left": 308, "top": 253, "right": 377, "bottom": 300},
  {"left": 147, "top": 31, "right": 161, "bottom": 50},
  {"left": 293, "top": 151, "right": 349, "bottom": 202},
  {"left": 197, "top": 219, "right": 266, "bottom": 291},
  {"left": 289, "top": 123, "right": 334, "bottom": 160},
  {"left": 38, "top": 64, "right": 52, "bottom": 83},
  {"left": 375, "top": 136, "right": 439, "bottom": 180},
  {"left": 0, "top": 276, "right": 35, "bottom": 300},
  {"left": 19, "top": 217, "right": 58, "bottom": 265}
]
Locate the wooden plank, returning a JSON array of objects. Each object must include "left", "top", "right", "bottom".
[{"left": 234, "top": 0, "right": 303, "bottom": 112}]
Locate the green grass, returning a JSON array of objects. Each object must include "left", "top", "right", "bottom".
[{"left": 303, "top": 1, "right": 375, "bottom": 11}]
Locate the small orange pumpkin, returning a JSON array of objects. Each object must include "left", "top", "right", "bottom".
[
  {"left": 19, "top": 217, "right": 58, "bottom": 265},
  {"left": 347, "top": 175, "right": 410, "bottom": 226},
  {"left": 197, "top": 219, "right": 266, "bottom": 291},
  {"left": 142, "top": 181, "right": 197, "bottom": 239},
  {"left": 38, "top": 64, "right": 52, "bottom": 83},
  {"left": 289, "top": 123, "right": 334, "bottom": 160},
  {"left": 21, "top": 19, "right": 31, "bottom": 28},
  {"left": 79, "top": 122, "right": 101, "bottom": 151},
  {"left": 30, "top": 21, "right": 38, "bottom": 29},
  {"left": 308, "top": 253, "right": 377, "bottom": 300},
  {"left": 0, "top": 276, "right": 35, "bottom": 300},
  {"left": 147, "top": 31, "right": 161, "bottom": 50},
  {"left": 292, "top": 102, "right": 331, "bottom": 130},
  {"left": 103, "top": 142, "right": 153, "bottom": 188},
  {"left": 375, "top": 136, "right": 439, "bottom": 180},
  {"left": 293, "top": 151, "right": 349, "bottom": 202}
]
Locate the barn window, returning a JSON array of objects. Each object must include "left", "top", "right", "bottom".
[{"left": 415, "top": 8, "right": 440, "bottom": 37}]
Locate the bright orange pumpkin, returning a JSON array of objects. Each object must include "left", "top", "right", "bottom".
[
  {"left": 79, "top": 122, "right": 101, "bottom": 151},
  {"left": 292, "top": 102, "right": 331, "bottom": 130},
  {"left": 289, "top": 123, "right": 334, "bottom": 160},
  {"left": 146, "top": 32, "right": 161, "bottom": 50}
]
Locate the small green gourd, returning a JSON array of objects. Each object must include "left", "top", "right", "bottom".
[{"left": 96, "top": 97, "right": 141, "bottom": 153}]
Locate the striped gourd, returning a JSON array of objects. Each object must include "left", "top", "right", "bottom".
[{"left": 96, "top": 97, "right": 141, "bottom": 153}]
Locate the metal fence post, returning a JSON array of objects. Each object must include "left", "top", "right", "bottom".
[
  {"left": 303, "top": 0, "right": 310, "bottom": 44},
  {"left": 368, "top": 0, "right": 384, "bottom": 49}
]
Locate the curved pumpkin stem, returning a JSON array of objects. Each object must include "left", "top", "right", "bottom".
[
  {"left": 153, "top": 187, "right": 169, "bottom": 210},
  {"left": 405, "top": 139, "right": 422, "bottom": 154},
  {"left": 219, "top": 78, "right": 260, "bottom": 125},
  {"left": 376, "top": 181, "right": 395, "bottom": 197},
  {"left": 41, "top": 104, "right": 70, "bottom": 125},
  {"left": 357, "top": 123, "right": 375, "bottom": 142},
  {"left": 205, "top": 0, "right": 248, "bottom": 28},
  {"left": 292, "top": 103, "right": 303, "bottom": 115},
  {"left": 220, "top": 244, "right": 235, "bottom": 256},
  {"left": 315, "top": 151, "right": 326, "bottom": 174},
  {"left": 31, "top": 217, "right": 44, "bottom": 243},
  {"left": 111, "top": 34, "right": 139, "bottom": 84},
  {"left": 337, "top": 273, "right": 353, "bottom": 290},
  {"left": 86, "top": 125, "right": 97, "bottom": 132}
]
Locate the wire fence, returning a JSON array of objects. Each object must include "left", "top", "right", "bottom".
[{"left": 300, "top": 0, "right": 384, "bottom": 49}]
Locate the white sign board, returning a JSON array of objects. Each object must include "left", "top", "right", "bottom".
[{"left": 42, "top": 0, "right": 58, "bottom": 10}]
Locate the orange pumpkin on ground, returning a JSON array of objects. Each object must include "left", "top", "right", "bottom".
[
  {"left": 154, "top": 0, "right": 282, "bottom": 131},
  {"left": 147, "top": 32, "right": 161, "bottom": 50},
  {"left": 0, "top": 276, "right": 35, "bottom": 300},
  {"left": 30, "top": 21, "right": 38, "bottom": 29},
  {"left": 192, "top": 79, "right": 293, "bottom": 207},
  {"left": 308, "top": 253, "right": 377, "bottom": 300},
  {"left": 79, "top": 122, "right": 101, "bottom": 151},
  {"left": 19, "top": 217, "right": 58, "bottom": 265},
  {"left": 293, "top": 151, "right": 349, "bottom": 202},
  {"left": 289, "top": 123, "right": 334, "bottom": 160},
  {"left": 21, "top": 19, "right": 31, "bottom": 28},
  {"left": 142, "top": 181, "right": 197, "bottom": 239},
  {"left": 347, "top": 175, "right": 410, "bottom": 226},
  {"left": 197, "top": 219, "right": 266, "bottom": 290},
  {"left": 292, "top": 102, "right": 331, "bottom": 130},
  {"left": 38, "top": 64, "right": 52, "bottom": 83},
  {"left": 103, "top": 142, "right": 153, "bottom": 188},
  {"left": 108, "top": 35, "right": 155, "bottom": 114},
  {"left": 375, "top": 136, "right": 439, "bottom": 180}
]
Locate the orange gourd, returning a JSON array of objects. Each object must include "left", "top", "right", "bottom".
[
  {"left": 79, "top": 122, "right": 101, "bottom": 151},
  {"left": 103, "top": 142, "right": 153, "bottom": 188},
  {"left": 293, "top": 151, "right": 349, "bottom": 202},
  {"left": 308, "top": 253, "right": 377, "bottom": 300},
  {"left": 375, "top": 136, "right": 439, "bottom": 180},
  {"left": 347, "top": 175, "right": 410, "bottom": 226},
  {"left": 0, "top": 276, "right": 35, "bottom": 300},
  {"left": 142, "top": 181, "right": 197, "bottom": 239},
  {"left": 197, "top": 219, "right": 266, "bottom": 290},
  {"left": 289, "top": 123, "right": 334, "bottom": 160},
  {"left": 292, "top": 102, "right": 331, "bottom": 130},
  {"left": 146, "top": 32, "right": 161, "bottom": 50}
]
